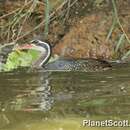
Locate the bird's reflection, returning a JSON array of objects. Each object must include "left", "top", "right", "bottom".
[{"left": 0, "top": 71, "right": 54, "bottom": 112}]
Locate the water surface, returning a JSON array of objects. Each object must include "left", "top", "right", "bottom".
[{"left": 0, "top": 63, "right": 130, "bottom": 130}]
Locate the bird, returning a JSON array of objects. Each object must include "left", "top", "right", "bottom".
[
  {"left": 1, "top": 40, "right": 111, "bottom": 72},
  {"left": 28, "top": 40, "right": 111, "bottom": 72}
]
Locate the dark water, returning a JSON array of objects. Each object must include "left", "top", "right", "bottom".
[{"left": 0, "top": 63, "right": 130, "bottom": 130}]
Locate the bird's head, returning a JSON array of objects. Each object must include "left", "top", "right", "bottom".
[
  {"left": 30, "top": 40, "right": 51, "bottom": 66},
  {"left": 14, "top": 40, "right": 51, "bottom": 67}
]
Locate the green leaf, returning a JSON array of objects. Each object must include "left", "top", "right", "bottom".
[{"left": 3, "top": 49, "right": 41, "bottom": 71}]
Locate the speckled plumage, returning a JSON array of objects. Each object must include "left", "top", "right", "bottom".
[{"left": 43, "top": 58, "right": 111, "bottom": 72}]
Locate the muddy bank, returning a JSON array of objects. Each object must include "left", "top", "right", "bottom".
[
  {"left": 48, "top": 0, "right": 130, "bottom": 60},
  {"left": 0, "top": 0, "right": 130, "bottom": 60},
  {"left": 53, "top": 12, "right": 113, "bottom": 59}
]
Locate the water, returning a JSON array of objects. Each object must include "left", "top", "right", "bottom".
[{"left": 0, "top": 63, "right": 130, "bottom": 130}]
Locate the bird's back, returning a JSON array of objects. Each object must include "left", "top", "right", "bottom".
[{"left": 43, "top": 58, "right": 111, "bottom": 72}]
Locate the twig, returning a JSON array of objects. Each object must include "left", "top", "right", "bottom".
[
  {"left": 14, "top": 0, "right": 79, "bottom": 42},
  {"left": 0, "top": 0, "right": 33, "bottom": 20},
  {"left": 64, "top": 0, "right": 71, "bottom": 21},
  {"left": 13, "top": 0, "right": 68, "bottom": 42},
  {"left": 0, "top": 42, "right": 16, "bottom": 50},
  {"left": 15, "top": 0, "right": 38, "bottom": 41}
]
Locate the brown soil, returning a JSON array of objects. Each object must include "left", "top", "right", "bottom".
[
  {"left": 53, "top": 1, "right": 130, "bottom": 59},
  {"left": 48, "top": 0, "right": 130, "bottom": 60},
  {"left": 53, "top": 12, "right": 113, "bottom": 59}
]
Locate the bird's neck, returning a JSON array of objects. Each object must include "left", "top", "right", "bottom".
[{"left": 32, "top": 48, "right": 51, "bottom": 68}]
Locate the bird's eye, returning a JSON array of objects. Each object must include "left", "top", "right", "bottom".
[
  {"left": 30, "top": 40, "right": 38, "bottom": 44},
  {"left": 22, "top": 49, "right": 28, "bottom": 52}
]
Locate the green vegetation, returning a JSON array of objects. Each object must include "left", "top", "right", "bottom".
[
  {"left": 109, "top": 0, "right": 130, "bottom": 60},
  {"left": 3, "top": 49, "right": 40, "bottom": 71},
  {"left": 44, "top": 0, "right": 50, "bottom": 39}
]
